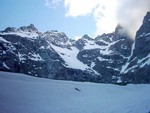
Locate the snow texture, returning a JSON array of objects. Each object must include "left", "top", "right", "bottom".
[
  {"left": 2, "top": 62, "right": 10, "bottom": 69},
  {"left": 28, "top": 52, "right": 44, "bottom": 61},
  {"left": 51, "top": 44, "right": 89, "bottom": 70},
  {"left": 83, "top": 39, "right": 100, "bottom": 50},
  {"left": 0, "top": 37, "right": 9, "bottom": 43},
  {"left": 0, "top": 72, "right": 150, "bottom": 113},
  {"left": 99, "top": 40, "right": 121, "bottom": 55},
  {"left": 138, "top": 53, "right": 150, "bottom": 68},
  {"left": 18, "top": 52, "right": 44, "bottom": 62},
  {"left": 120, "top": 42, "right": 135, "bottom": 74}
]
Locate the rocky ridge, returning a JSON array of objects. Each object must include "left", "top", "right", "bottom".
[{"left": 0, "top": 12, "right": 150, "bottom": 84}]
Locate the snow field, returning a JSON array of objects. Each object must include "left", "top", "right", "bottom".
[{"left": 0, "top": 72, "right": 150, "bottom": 113}]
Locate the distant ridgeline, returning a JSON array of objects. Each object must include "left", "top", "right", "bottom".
[{"left": 0, "top": 12, "right": 150, "bottom": 84}]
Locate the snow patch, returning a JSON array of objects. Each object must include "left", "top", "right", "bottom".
[
  {"left": 106, "top": 66, "right": 120, "bottom": 71},
  {"left": 28, "top": 53, "right": 44, "bottom": 61},
  {"left": 0, "top": 37, "right": 10, "bottom": 43},
  {"left": 124, "top": 65, "right": 138, "bottom": 74},
  {"left": 18, "top": 52, "right": 44, "bottom": 61},
  {"left": 3, "top": 62, "right": 10, "bottom": 69},
  {"left": 97, "top": 57, "right": 108, "bottom": 61},
  {"left": 99, "top": 40, "right": 122, "bottom": 55},
  {"left": 139, "top": 54, "right": 150, "bottom": 68},
  {"left": 83, "top": 39, "right": 100, "bottom": 50},
  {"left": 116, "top": 77, "right": 122, "bottom": 83},
  {"left": 90, "top": 62, "right": 95, "bottom": 68},
  {"left": 18, "top": 53, "right": 26, "bottom": 61},
  {"left": 123, "top": 53, "right": 150, "bottom": 73},
  {"left": 137, "top": 33, "right": 150, "bottom": 38},
  {"left": 120, "top": 43, "right": 135, "bottom": 73},
  {"left": 51, "top": 44, "right": 100, "bottom": 75},
  {"left": 51, "top": 44, "right": 89, "bottom": 70},
  {"left": 39, "top": 46, "right": 45, "bottom": 49}
]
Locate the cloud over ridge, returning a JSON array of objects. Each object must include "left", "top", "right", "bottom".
[{"left": 46, "top": 0, "right": 150, "bottom": 39}]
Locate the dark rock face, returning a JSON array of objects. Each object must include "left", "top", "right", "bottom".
[
  {"left": 77, "top": 26, "right": 133, "bottom": 83},
  {"left": 0, "top": 34, "right": 51, "bottom": 78},
  {"left": 0, "top": 12, "right": 150, "bottom": 84},
  {"left": 41, "top": 30, "right": 70, "bottom": 48},
  {"left": 74, "top": 34, "right": 94, "bottom": 50},
  {"left": 121, "top": 12, "right": 150, "bottom": 83}
]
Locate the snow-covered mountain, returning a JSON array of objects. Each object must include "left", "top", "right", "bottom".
[
  {"left": 0, "top": 12, "right": 150, "bottom": 84},
  {"left": 0, "top": 24, "right": 101, "bottom": 82},
  {"left": 77, "top": 25, "right": 133, "bottom": 83},
  {"left": 0, "top": 72, "right": 150, "bottom": 113}
]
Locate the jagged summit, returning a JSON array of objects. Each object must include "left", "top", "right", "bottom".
[
  {"left": 0, "top": 24, "right": 40, "bottom": 39},
  {"left": 1, "top": 24, "right": 39, "bottom": 33},
  {"left": 2, "top": 27, "right": 17, "bottom": 32},
  {"left": 18, "top": 24, "right": 39, "bottom": 33},
  {"left": 136, "top": 11, "right": 150, "bottom": 37},
  {"left": 114, "top": 24, "right": 129, "bottom": 37},
  {"left": 82, "top": 34, "right": 93, "bottom": 40},
  {"left": 115, "top": 24, "right": 123, "bottom": 34},
  {"left": 41, "top": 30, "right": 70, "bottom": 47}
]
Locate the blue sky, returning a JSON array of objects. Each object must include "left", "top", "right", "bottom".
[
  {"left": 0, "top": 0, "right": 150, "bottom": 39},
  {"left": 0, "top": 0, "right": 96, "bottom": 39}
]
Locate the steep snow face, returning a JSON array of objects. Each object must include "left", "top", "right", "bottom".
[
  {"left": 0, "top": 72, "right": 150, "bottom": 113},
  {"left": 51, "top": 44, "right": 89, "bottom": 70},
  {"left": 50, "top": 44, "right": 99, "bottom": 75}
]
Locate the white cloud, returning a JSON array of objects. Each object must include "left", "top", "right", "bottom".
[
  {"left": 45, "top": 0, "right": 50, "bottom": 7},
  {"left": 93, "top": 0, "right": 118, "bottom": 36},
  {"left": 74, "top": 35, "right": 82, "bottom": 40},
  {"left": 64, "top": 0, "right": 97, "bottom": 17},
  {"left": 64, "top": 0, "right": 119, "bottom": 36},
  {"left": 46, "top": 0, "right": 150, "bottom": 39},
  {"left": 45, "top": 0, "right": 63, "bottom": 8}
]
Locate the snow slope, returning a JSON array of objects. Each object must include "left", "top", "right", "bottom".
[
  {"left": 51, "top": 44, "right": 90, "bottom": 70},
  {"left": 0, "top": 72, "right": 150, "bottom": 113}
]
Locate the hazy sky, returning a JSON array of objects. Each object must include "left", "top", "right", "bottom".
[{"left": 0, "top": 0, "right": 150, "bottom": 39}]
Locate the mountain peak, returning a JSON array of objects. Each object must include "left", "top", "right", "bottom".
[
  {"left": 115, "top": 24, "right": 124, "bottom": 34},
  {"left": 82, "top": 34, "right": 93, "bottom": 40},
  {"left": 27, "top": 24, "right": 37, "bottom": 30},
  {"left": 2, "top": 27, "right": 17, "bottom": 33},
  {"left": 144, "top": 11, "right": 150, "bottom": 24},
  {"left": 136, "top": 11, "right": 150, "bottom": 38},
  {"left": 18, "top": 24, "right": 38, "bottom": 33},
  {"left": 0, "top": 24, "right": 39, "bottom": 33},
  {"left": 114, "top": 24, "right": 130, "bottom": 39}
]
